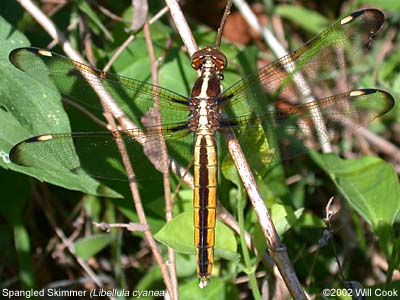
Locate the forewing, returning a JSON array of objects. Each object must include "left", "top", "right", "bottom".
[
  {"left": 9, "top": 47, "right": 191, "bottom": 126},
  {"left": 220, "top": 9, "right": 385, "bottom": 117}
]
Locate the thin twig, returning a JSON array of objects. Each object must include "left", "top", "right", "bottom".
[
  {"left": 215, "top": 0, "right": 232, "bottom": 48},
  {"left": 225, "top": 131, "right": 306, "bottom": 299},
  {"left": 93, "top": 221, "right": 150, "bottom": 232},
  {"left": 348, "top": 123, "right": 400, "bottom": 162},
  {"left": 62, "top": 98, "right": 110, "bottom": 129},
  {"left": 163, "top": 0, "right": 198, "bottom": 56},
  {"left": 46, "top": 1, "right": 67, "bottom": 17},
  {"left": 149, "top": 6, "right": 170, "bottom": 24},
  {"left": 96, "top": 3, "right": 129, "bottom": 23},
  {"left": 143, "top": 21, "right": 178, "bottom": 299},
  {"left": 81, "top": 16, "right": 96, "bottom": 66},
  {"left": 103, "top": 0, "right": 175, "bottom": 73},
  {"left": 103, "top": 35, "right": 136, "bottom": 73},
  {"left": 103, "top": 112, "right": 174, "bottom": 294}
]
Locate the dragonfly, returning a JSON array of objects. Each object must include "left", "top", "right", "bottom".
[{"left": 9, "top": 9, "right": 394, "bottom": 287}]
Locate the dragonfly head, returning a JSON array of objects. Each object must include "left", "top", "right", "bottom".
[{"left": 191, "top": 47, "right": 227, "bottom": 75}]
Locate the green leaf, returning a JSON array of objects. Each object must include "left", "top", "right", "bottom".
[
  {"left": 221, "top": 153, "right": 242, "bottom": 190},
  {"left": 276, "top": 5, "right": 329, "bottom": 35},
  {"left": 0, "top": 17, "right": 120, "bottom": 198},
  {"left": 253, "top": 204, "right": 304, "bottom": 256},
  {"left": 392, "top": 74, "right": 400, "bottom": 94},
  {"left": 14, "top": 223, "right": 36, "bottom": 289},
  {"left": 296, "top": 211, "right": 326, "bottom": 228},
  {"left": 154, "top": 211, "right": 237, "bottom": 260},
  {"left": 179, "top": 277, "right": 230, "bottom": 299},
  {"left": 271, "top": 204, "right": 304, "bottom": 235},
  {"left": 314, "top": 153, "right": 400, "bottom": 227},
  {"left": 159, "top": 50, "right": 196, "bottom": 96},
  {"left": 174, "top": 253, "right": 197, "bottom": 277},
  {"left": 74, "top": 233, "right": 114, "bottom": 260},
  {"left": 374, "top": 221, "right": 396, "bottom": 260},
  {"left": 0, "top": 171, "right": 35, "bottom": 289},
  {"left": 359, "top": 0, "right": 400, "bottom": 10},
  {"left": 83, "top": 194, "right": 102, "bottom": 222},
  {"left": 0, "top": 171, "right": 29, "bottom": 222}
]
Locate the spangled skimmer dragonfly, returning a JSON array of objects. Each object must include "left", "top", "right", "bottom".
[{"left": 9, "top": 9, "right": 394, "bottom": 287}]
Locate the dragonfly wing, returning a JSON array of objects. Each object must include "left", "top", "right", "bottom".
[
  {"left": 219, "top": 89, "right": 394, "bottom": 168},
  {"left": 9, "top": 47, "right": 195, "bottom": 181},
  {"left": 9, "top": 47, "right": 190, "bottom": 126},
  {"left": 220, "top": 9, "right": 385, "bottom": 117},
  {"left": 9, "top": 123, "right": 195, "bottom": 181}
]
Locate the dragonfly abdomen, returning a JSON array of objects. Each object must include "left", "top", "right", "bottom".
[{"left": 193, "top": 133, "right": 217, "bottom": 288}]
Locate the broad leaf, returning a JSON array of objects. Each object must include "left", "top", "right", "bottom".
[
  {"left": 74, "top": 233, "right": 114, "bottom": 260},
  {"left": 314, "top": 153, "right": 400, "bottom": 227},
  {"left": 154, "top": 211, "right": 237, "bottom": 260}
]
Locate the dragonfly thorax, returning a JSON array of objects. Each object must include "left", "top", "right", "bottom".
[
  {"left": 189, "top": 49, "right": 224, "bottom": 133},
  {"left": 189, "top": 80, "right": 220, "bottom": 132}
]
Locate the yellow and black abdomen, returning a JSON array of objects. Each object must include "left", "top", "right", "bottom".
[{"left": 193, "top": 132, "right": 218, "bottom": 286}]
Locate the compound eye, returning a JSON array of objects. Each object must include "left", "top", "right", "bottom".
[
  {"left": 191, "top": 48, "right": 210, "bottom": 70},
  {"left": 191, "top": 55, "right": 204, "bottom": 70}
]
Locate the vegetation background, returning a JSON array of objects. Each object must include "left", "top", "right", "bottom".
[{"left": 0, "top": 0, "right": 399, "bottom": 299}]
